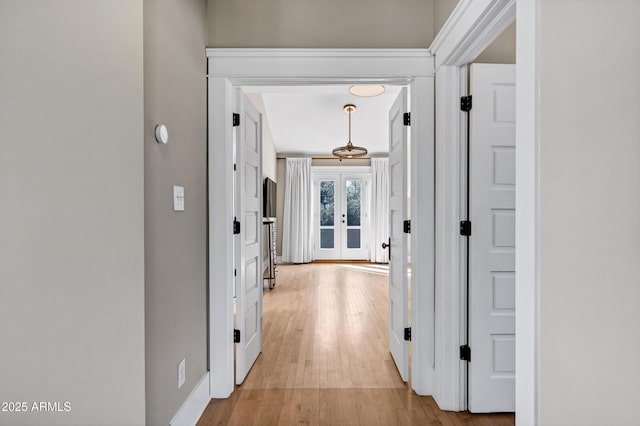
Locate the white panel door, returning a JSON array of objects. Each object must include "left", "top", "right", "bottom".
[
  {"left": 468, "top": 64, "right": 516, "bottom": 412},
  {"left": 388, "top": 88, "right": 409, "bottom": 382},
  {"left": 235, "top": 92, "right": 263, "bottom": 385}
]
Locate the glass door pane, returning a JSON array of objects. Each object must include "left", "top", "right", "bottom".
[
  {"left": 345, "top": 179, "right": 362, "bottom": 249},
  {"left": 319, "top": 180, "right": 335, "bottom": 249}
]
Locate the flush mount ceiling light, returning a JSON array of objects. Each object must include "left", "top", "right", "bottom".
[
  {"left": 332, "top": 104, "right": 368, "bottom": 159},
  {"left": 349, "top": 84, "right": 385, "bottom": 97}
]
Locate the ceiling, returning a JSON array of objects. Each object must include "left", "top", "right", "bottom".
[{"left": 244, "top": 85, "right": 402, "bottom": 156}]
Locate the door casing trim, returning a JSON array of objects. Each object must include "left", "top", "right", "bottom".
[
  {"left": 430, "top": 0, "right": 539, "bottom": 424},
  {"left": 206, "top": 48, "right": 435, "bottom": 398}
]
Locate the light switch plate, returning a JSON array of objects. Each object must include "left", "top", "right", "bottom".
[{"left": 173, "top": 185, "right": 184, "bottom": 211}]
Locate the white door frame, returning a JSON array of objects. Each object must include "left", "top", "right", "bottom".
[
  {"left": 430, "top": 0, "right": 539, "bottom": 424},
  {"left": 206, "top": 49, "right": 435, "bottom": 398},
  {"left": 430, "top": 0, "right": 516, "bottom": 412}
]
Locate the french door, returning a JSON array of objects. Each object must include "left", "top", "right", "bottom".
[{"left": 314, "top": 173, "right": 370, "bottom": 260}]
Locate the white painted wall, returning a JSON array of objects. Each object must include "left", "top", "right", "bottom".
[{"left": 537, "top": 1, "right": 640, "bottom": 424}]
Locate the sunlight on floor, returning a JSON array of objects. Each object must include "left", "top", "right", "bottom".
[{"left": 335, "top": 263, "right": 389, "bottom": 275}]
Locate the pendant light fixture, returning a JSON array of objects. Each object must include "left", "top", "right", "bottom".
[{"left": 332, "top": 104, "right": 368, "bottom": 159}]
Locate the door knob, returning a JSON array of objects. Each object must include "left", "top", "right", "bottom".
[{"left": 382, "top": 238, "right": 391, "bottom": 257}]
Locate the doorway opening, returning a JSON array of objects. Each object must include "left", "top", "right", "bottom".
[
  {"left": 206, "top": 1, "right": 528, "bottom": 417},
  {"left": 232, "top": 83, "right": 412, "bottom": 388},
  {"left": 207, "top": 48, "right": 435, "bottom": 400},
  {"left": 431, "top": 3, "right": 517, "bottom": 411}
]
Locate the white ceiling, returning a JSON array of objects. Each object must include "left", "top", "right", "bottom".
[{"left": 244, "top": 85, "right": 402, "bottom": 155}]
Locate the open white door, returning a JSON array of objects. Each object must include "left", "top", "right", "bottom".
[
  {"left": 235, "top": 92, "right": 263, "bottom": 385},
  {"left": 387, "top": 88, "right": 409, "bottom": 382},
  {"left": 468, "top": 64, "right": 516, "bottom": 412}
]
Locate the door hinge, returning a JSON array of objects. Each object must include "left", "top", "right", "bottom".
[
  {"left": 460, "top": 344, "right": 471, "bottom": 362},
  {"left": 403, "top": 220, "right": 411, "bottom": 234},
  {"left": 460, "top": 95, "right": 472, "bottom": 112},
  {"left": 234, "top": 329, "right": 241, "bottom": 343},
  {"left": 403, "top": 112, "right": 411, "bottom": 126},
  {"left": 234, "top": 268, "right": 237, "bottom": 277},
  {"left": 404, "top": 327, "right": 412, "bottom": 341},
  {"left": 232, "top": 113, "right": 240, "bottom": 127},
  {"left": 233, "top": 217, "right": 241, "bottom": 234},
  {"left": 460, "top": 220, "right": 471, "bottom": 236},
  {"left": 233, "top": 163, "right": 237, "bottom": 171}
]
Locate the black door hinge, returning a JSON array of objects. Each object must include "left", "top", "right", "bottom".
[
  {"left": 234, "top": 268, "right": 237, "bottom": 277},
  {"left": 460, "top": 220, "right": 471, "bottom": 236},
  {"left": 232, "top": 113, "right": 240, "bottom": 127},
  {"left": 233, "top": 217, "right": 241, "bottom": 234},
  {"left": 233, "top": 163, "right": 237, "bottom": 171},
  {"left": 460, "top": 345, "right": 471, "bottom": 362},
  {"left": 403, "top": 112, "right": 411, "bottom": 126},
  {"left": 404, "top": 327, "right": 412, "bottom": 341},
  {"left": 403, "top": 220, "right": 411, "bottom": 234},
  {"left": 461, "top": 95, "right": 472, "bottom": 112},
  {"left": 234, "top": 329, "right": 241, "bottom": 343}
]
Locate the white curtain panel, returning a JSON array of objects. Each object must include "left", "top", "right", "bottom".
[
  {"left": 370, "top": 158, "right": 390, "bottom": 263},
  {"left": 282, "top": 158, "right": 313, "bottom": 263}
]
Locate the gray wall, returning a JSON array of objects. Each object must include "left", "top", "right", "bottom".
[
  {"left": 433, "top": 0, "right": 459, "bottom": 34},
  {"left": 538, "top": 1, "right": 640, "bottom": 424},
  {"left": 475, "top": 22, "right": 515, "bottom": 64},
  {"left": 208, "top": 0, "right": 434, "bottom": 48},
  {"left": 144, "top": 0, "right": 209, "bottom": 425},
  {"left": 0, "top": 1, "right": 146, "bottom": 425}
]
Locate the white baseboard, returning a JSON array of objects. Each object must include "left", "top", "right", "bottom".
[
  {"left": 276, "top": 256, "right": 283, "bottom": 264},
  {"left": 169, "top": 372, "right": 211, "bottom": 426}
]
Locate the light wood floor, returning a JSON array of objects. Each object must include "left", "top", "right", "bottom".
[{"left": 198, "top": 262, "right": 514, "bottom": 426}]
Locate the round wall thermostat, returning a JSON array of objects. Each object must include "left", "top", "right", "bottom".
[{"left": 155, "top": 124, "right": 169, "bottom": 144}]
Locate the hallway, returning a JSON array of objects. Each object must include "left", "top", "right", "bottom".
[{"left": 197, "top": 263, "right": 515, "bottom": 425}]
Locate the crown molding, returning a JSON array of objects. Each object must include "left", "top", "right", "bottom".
[{"left": 430, "top": 0, "right": 515, "bottom": 70}]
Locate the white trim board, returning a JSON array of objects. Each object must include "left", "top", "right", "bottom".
[
  {"left": 169, "top": 372, "right": 211, "bottom": 426},
  {"left": 430, "top": 0, "right": 516, "bottom": 69},
  {"left": 207, "top": 48, "right": 434, "bottom": 81},
  {"left": 429, "top": 0, "right": 519, "bottom": 414},
  {"left": 514, "top": 1, "right": 540, "bottom": 424},
  {"left": 207, "top": 48, "right": 435, "bottom": 399}
]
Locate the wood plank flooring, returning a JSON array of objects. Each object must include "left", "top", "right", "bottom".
[{"left": 197, "top": 263, "right": 514, "bottom": 426}]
